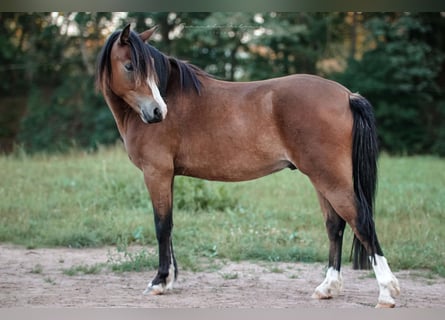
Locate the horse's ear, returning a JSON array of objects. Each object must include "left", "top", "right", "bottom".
[
  {"left": 119, "top": 24, "right": 131, "bottom": 45},
  {"left": 139, "top": 25, "right": 158, "bottom": 42}
]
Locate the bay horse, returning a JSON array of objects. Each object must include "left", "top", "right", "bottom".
[{"left": 96, "top": 24, "right": 400, "bottom": 307}]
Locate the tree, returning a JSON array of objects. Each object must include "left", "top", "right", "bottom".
[
  {"left": 16, "top": 13, "right": 118, "bottom": 153},
  {"left": 333, "top": 13, "right": 445, "bottom": 155},
  {"left": 0, "top": 13, "right": 49, "bottom": 153},
  {"left": 244, "top": 12, "right": 346, "bottom": 80}
]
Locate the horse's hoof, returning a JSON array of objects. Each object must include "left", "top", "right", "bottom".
[
  {"left": 375, "top": 294, "right": 397, "bottom": 308},
  {"left": 375, "top": 302, "right": 396, "bottom": 308},
  {"left": 143, "top": 283, "right": 166, "bottom": 295},
  {"left": 312, "top": 290, "right": 333, "bottom": 300},
  {"left": 312, "top": 268, "right": 342, "bottom": 300}
]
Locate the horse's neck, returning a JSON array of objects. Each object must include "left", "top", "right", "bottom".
[{"left": 104, "top": 90, "right": 131, "bottom": 139}]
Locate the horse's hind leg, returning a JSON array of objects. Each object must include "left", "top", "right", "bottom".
[
  {"left": 309, "top": 171, "right": 399, "bottom": 307},
  {"left": 312, "top": 191, "right": 346, "bottom": 300}
]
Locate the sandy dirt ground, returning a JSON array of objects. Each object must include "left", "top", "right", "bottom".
[{"left": 0, "top": 244, "right": 444, "bottom": 308}]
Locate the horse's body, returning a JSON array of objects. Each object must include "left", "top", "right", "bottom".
[
  {"left": 96, "top": 25, "right": 400, "bottom": 307},
  {"left": 126, "top": 74, "right": 351, "bottom": 182}
]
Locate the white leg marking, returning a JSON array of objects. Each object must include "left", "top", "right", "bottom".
[
  {"left": 143, "top": 281, "right": 164, "bottom": 295},
  {"left": 147, "top": 76, "right": 167, "bottom": 118},
  {"left": 371, "top": 255, "right": 400, "bottom": 308},
  {"left": 312, "top": 267, "right": 343, "bottom": 299},
  {"left": 165, "top": 252, "right": 176, "bottom": 290},
  {"left": 143, "top": 250, "right": 175, "bottom": 295}
]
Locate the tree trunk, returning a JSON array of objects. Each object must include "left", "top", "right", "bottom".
[{"left": 349, "top": 12, "right": 357, "bottom": 60}]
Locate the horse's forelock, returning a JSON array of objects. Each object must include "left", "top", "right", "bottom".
[
  {"left": 96, "top": 31, "right": 120, "bottom": 91},
  {"left": 96, "top": 29, "right": 154, "bottom": 90},
  {"left": 127, "top": 30, "right": 153, "bottom": 85}
]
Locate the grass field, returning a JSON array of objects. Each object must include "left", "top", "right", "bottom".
[{"left": 1, "top": 144, "right": 444, "bottom": 276}]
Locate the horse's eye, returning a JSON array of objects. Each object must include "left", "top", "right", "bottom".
[{"left": 124, "top": 63, "right": 133, "bottom": 71}]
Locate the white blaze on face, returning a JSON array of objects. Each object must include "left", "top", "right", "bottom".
[{"left": 147, "top": 76, "right": 167, "bottom": 119}]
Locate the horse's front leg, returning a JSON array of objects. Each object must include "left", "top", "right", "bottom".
[{"left": 142, "top": 169, "right": 177, "bottom": 295}]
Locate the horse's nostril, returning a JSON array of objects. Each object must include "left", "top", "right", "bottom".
[{"left": 154, "top": 107, "right": 162, "bottom": 119}]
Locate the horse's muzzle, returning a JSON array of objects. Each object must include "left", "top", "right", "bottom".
[{"left": 140, "top": 103, "right": 164, "bottom": 124}]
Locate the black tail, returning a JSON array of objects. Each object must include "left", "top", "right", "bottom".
[{"left": 349, "top": 93, "right": 382, "bottom": 270}]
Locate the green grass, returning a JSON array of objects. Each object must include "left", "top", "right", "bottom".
[
  {"left": 62, "top": 263, "right": 104, "bottom": 276},
  {"left": 30, "top": 264, "right": 44, "bottom": 274},
  {"left": 221, "top": 272, "right": 239, "bottom": 280},
  {"left": 106, "top": 241, "right": 159, "bottom": 273},
  {"left": 0, "top": 145, "right": 444, "bottom": 276}
]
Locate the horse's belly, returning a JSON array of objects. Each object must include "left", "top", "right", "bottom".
[
  {"left": 174, "top": 155, "right": 291, "bottom": 182},
  {"left": 175, "top": 111, "right": 291, "bottom": 181}
]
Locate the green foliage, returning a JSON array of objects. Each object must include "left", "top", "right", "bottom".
[
  {"left": 247, "top": 12, "right": 343, "bottom": 79},
  {"left": 333, "top": 13, "right": 445, "bottom": 155},
  {"left": 107, "top": 242, "right": 158, "bottom": 273},
  {"left": 221, "top": 272, "right": 238, "bottom": 280},
  {"left": 63, "top": 264, "right": 104, "bottom": 276},
  {"left": 18, "top": 76, "right": 118, "bottom": 153},
  {"left": 430, "top": 100, "right": 445, "bottom": 157},
  {"left": 174, "top": 177, "right": 238, "bottom": 211},
  {"left": 30, "top": 264, "right": 44, "bottom": 274}
]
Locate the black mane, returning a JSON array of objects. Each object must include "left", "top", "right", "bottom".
[{"left": 96, "top": 28, "right": 206, "bottom": 97}]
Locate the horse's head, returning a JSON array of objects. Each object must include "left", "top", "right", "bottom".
[{"left": 97, "top": 24, "right": 167, "bottom": 124}]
